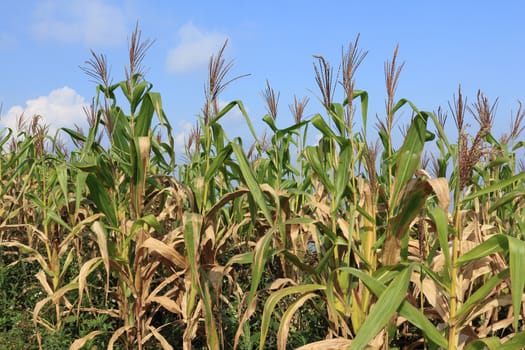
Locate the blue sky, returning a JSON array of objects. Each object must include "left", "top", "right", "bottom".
[{"left": 1, "top": 1, "right": 524, "bottom": 154}]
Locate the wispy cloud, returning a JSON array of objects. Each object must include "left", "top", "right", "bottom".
[
  {"left": 1, "top": 87, "right": 87, "bottom": 134},
  {"left": 173, "top": 119, "right": 194, "bottom": 152},
  {"left": 166, "top": 22, "right": 229, "bottom": 74},
  {"left": 32, "top": 0, "right": 128, "bottom": 47}
]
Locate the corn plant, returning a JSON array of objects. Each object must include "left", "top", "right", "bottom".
[{"left": 2, "top": 27, "right": 525, "bottom": 350}]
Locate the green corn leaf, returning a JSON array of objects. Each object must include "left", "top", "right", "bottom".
[
  {"left": 279, "top": 250, "right": 316, "bottom": 275},
  {"left": 262, "top": 114, "right": 278, "bottom": 133},
  {"left": 200, "top": 276, "right": 220, "bottom": 350},
  {"left": 0, "top": 128, "right": 12, "bottom": 148},
  {"left": 86, "top": 173, "right": 118, "bottom": 227},
  {"left": 353, "top": 90, "right": 369, "bottom": 136},
  {"left": 183, "top": 213, "right": 202, "bottom": 319},
  {"left": 463, "top": 171, "right": 525, "bottom": 201},
  {"left": 211, "top": 122, "right": 228, "bottom": 153},
  {"left": 490, "top": 189, "right": 525, "bottom": 212},
  {"left": 74, "top": 171, "right": 88, "bottom": 218},
  {"left": 56, "top": 165, "right": 69, "bottom": 208},
  {"left": 457, "top": 234, "right": 525, "bottom": 329},
  {"left": 464, "top": 338, "right": 500, "bottom": 350},
  {"left": 284, "top": 217, "right": 316, "bottom": 225},
  {"left": 47, "top": 211, "right": 72, "bottom": 231},
  {"left": 231, "top": 140, "right": 273, "bottom": 224},
  {"left": 508, "top": 235, "right": 525, "bottom": 329},
  {"left": 248, "top": 230, "right": 273, "bottom": 303},
  {"left": 211, "top": 100, "right": 259, "bottom": 142},
  {"left": 342, "top": 266, "right": 446, "bottom": 347},
  {"left": 304, "top": 146, "right": 334, "bottom": 193},
  {"left": 204, "top": 144, "right": 233, "bottom": 184},
  {"left": 391, "top": 98, "right": 409, "bottom": 115},
  {"left": 456, "top": 235, "right": 508, "bottom": 265},
  {"left": 134, "top": 92, "right": 155, "bottom": 137},
  {"left": 184, "top": 213, "right": 201, "bottom": 280},
  {"left": 61, "top": 127, "right": 86, "bottom": 143},
  {"left": 210, "top": 100, "right": 239, "bottom": 125},
  {"left": 390, "top": 112, "right": 428, "bottom": 211},
  {"left": 310, "top": 113, "right": 339, "bottom": 143},
  {"left": 276, "top": 119, "right": 309, "bottom": 137},
  {"left": 500, "top": 330, "right": 525, "bottom": 350},
  {"left": 455, "top": 269, "right": 509, "bottom": 323},
  {"left": 512, "top": 140, "right": 525, "bottom": 151},
  {"left": 429, "top": 207, "right": 452, "bottom": 282},
  {"left": 130, "top": 136, "right": 150, "bottom": 216},
  {"left": 131, "top": 80, "right": 151, "bottom": 113},
  {"left": 397, "top": 299, "right": 448, "bottom": 348},
  {"left": 390, "top": 179, "right": 432, "bottom": 239},
  {"left": 333, "top": 141, "right": 352, "bottom": 212},
  {"left": 110, "top": 107, "right": 131, "bottom": 160},
  {"left": 464, "top": 332, "right": 525, "bottom": 350},
  {"left": 329, "top": 102, "right": 346, "bottom": 136},
  {"left": 349, "top": 266, "right": 412, "bottom": 350},
  {"left": 227, "top": 252, "right": 253, "bottom": 265},
  {"left": 131, "top": 214, "right": 162, "bottom": 235}
]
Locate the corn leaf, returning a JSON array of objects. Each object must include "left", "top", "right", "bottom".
[
  {"left": 463, "top": 171, "right": 525, "bottom": 201},
  {"left": 333, "top": 141, "right": 352, "bottom": 212},
  {"left": 259, "top": 284, "right": 325, "bottom": 349},
  {"left": 86, "top": 173, "right": 118, "bottom": 227},
  {"left": 457, "top": 234, "right": 525, "bottom": 329},
  {"left": 70, "top": 330, "right": 105, "bottom": 350},
  {"left": 349, "top": 266, "right": 411, "bottom": 350},
  {"left": 231, "top": 140, "right": 273, "bottom": 224},
  {"left": 346, "top": 266, "right": 446, "bottom": 347},
  {"left": 390, "top": 112, "right": 428, "bottom": 211},
  {"left": 429, "top": 207, "right": 452, "bottom": 281}
]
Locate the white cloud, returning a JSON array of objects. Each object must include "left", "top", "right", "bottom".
[
  {"left": 32, "top": 0, "right": 127, "bottom": 47},
  {"left": 173, "top": 119, "right": 194, "bottom": 153},
  {"left": 167, "top": 22, "right": 229, "bottom": 74},
  {"left": 1, "top": 87, "right": 87, "bottom": 134}
]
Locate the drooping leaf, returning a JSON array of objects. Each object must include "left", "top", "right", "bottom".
[
  {"left": 86, "top": 173, "right": 118, "bottom": 227},
  {"left": 259, "top": 284, "right": 325, "bottom": 349}
]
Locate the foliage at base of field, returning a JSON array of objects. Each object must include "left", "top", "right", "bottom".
[{"left": 1, "top": 27, "right": 525, "bottom": 350}]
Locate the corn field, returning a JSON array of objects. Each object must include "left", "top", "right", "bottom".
[{"left": 1, "top": 27, "right": 525, "bottom": 350}]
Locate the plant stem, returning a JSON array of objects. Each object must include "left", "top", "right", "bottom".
[{"left": 448, "top": 190, "right": 462, "bottom": 350}]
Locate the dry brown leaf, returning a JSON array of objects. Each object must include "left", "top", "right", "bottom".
[
  {"left": 77, "top": 257, "right": 103, "bottom": 315},
  {"left": 428, "top": 177, "right": 450, "bottom": 212},
  {"left": 295, "top": 338, "right": 353, "bottom": 350},
  {"left": 33, "top": 283, "right": 77, "bottom": 329},
  {"left": 92, "top": 220, "right": 110, "bottom": 291},
  {"left": 148, "top": 295, "right": 183, "bottom": 314},
  {"left": 148, "top": 325, "right": 174, "bottom": 350},
  {"left": 277, "top": 292, "right": 318, "bottom": 350},
  {"left": 268, "top": 277, "right": 296, "bottom": 290},
  {"left": 35, "top": 270, "right": 53, "bottom": 296},
  {"left": 69, "top": 330, "right": 105, "bottom": 350},
  {"left": 108, "top": 325, "right": 133, "bottom": 350},
  {"left": 234, "top": 294, "right": 259, "bottom": 349},
  {"left": 140, "top": 236, "right": 187, "bottom": 269}
]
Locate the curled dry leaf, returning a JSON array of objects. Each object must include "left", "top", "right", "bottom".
[{"left": 295, "top": 338, "right": 353, "bottom": 350}]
